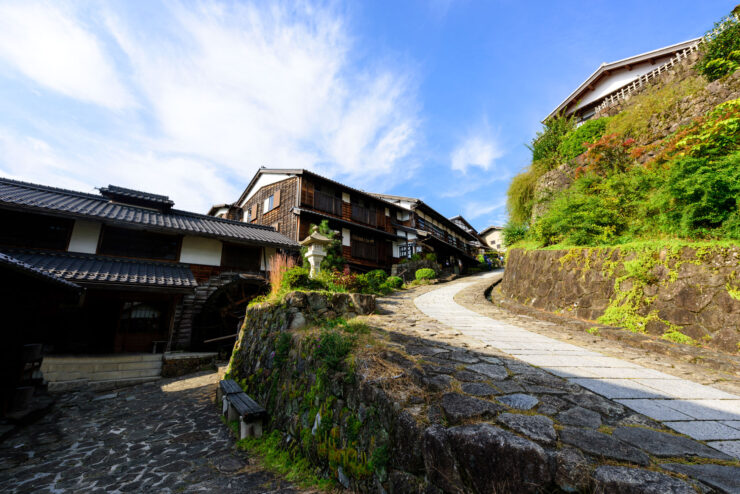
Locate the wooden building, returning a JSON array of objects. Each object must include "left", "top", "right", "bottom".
[
  {"left": 544, "top": 38, "right": 700, "bottom": 124},
  {"left": 226, "top": 168, "right": 479, "bottom": 272},
  {"left": 0, "top": 177, "right": 298, "bottom": 357}
]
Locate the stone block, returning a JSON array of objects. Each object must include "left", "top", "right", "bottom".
[
  {"left": 447, "top": 423, "right": 552, "bottom": 492},
  {"left": 560, "top": 427, "right": 650, "bottom": 465},
  {"left": 612, "top": 426, "right": 732, "bottom": 460},
  {"left": 661, "top": 463, "right": 740, "bottom": 493},
  {"left": 497, "top": 413, "right": 556, "bottom": 445},
  {"left": 592, "top": 466, "right": 695, "bottom": 494},
  {"left": 439, "top": 393, "right": 502, "bottom": 424},
  {"left": 664, "top": 420, "right": 740, "bottom": 441}
]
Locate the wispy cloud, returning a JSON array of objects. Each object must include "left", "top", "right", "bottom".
[
  {"left": 0, "top": 1, "right": 134, "bottom": 109},
  {"left": 0, "top": 1, "right": 420, "bottom": 211},
  {"left": 462, "top": 198, "right": 506, "bottom": 220},
  {"left": 450, "top": 122, "right": 502, "bottom": 173}
]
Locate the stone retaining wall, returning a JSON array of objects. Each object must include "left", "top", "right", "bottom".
[
  {"left": 226, "top": 290, "right": 734, "bottom": 492},
  {"left": 502, "top": 247, "right": 740, "bottom": 353}
]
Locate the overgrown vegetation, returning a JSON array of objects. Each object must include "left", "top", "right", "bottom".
[
  {"left": 505, "top": 8, "right": 740, "bottom": 250},
  {"left": 558, "top": 117, "right": 610, "bottom": 160},
  {"left": 529, "top": 99, "right": 740, "bottom": 247},
  {"left": 236, "top": 430, "right": 334, "bottom": 490},
  {"left": 696, "top": 7, "right": 740, "bottom": 81},
  {"left": 258, "top": 247, "right": 401, "bottom": 306},
  {"left": 227, "top": 314, "right": 386, "bottom": 490}
]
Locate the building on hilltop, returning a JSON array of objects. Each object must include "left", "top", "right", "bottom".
[
  {"left": 221, "top": 168, "right": 480, "bottom": 272},
  {"left": 544, "top": 38, "right": 700, "bottom": 124},
  {"left": 479, "top": 225, "right": 505, "bottom": 252},
  {"left": 0, "top": 177, "right": 298, "bottom": 358}
]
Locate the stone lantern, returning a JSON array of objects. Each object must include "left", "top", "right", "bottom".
[{"left": 299, "top": 226, "right": 332, "bottom": 278}]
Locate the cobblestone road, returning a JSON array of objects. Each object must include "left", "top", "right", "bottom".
[
  {"left": 415, "top": 272, "right": 740, "bottom": 459},
  {"left": 0, "top": 372, "right": 302, "bottom": 493}
]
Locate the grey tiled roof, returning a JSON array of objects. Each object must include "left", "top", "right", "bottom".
[
  {"left": 0, "top": 252, "right": 81, "bottom": 290},
  {"left": 99, "top": 185, "right": 175, "bottom": 208},
  {"left": 0, "top": 177, "right": 298, "bottom": 249},
  {"left": 3, "top": 249, "right": 198, "bottom": 289}
]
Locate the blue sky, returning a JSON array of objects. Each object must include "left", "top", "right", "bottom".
[{"left": 0, "top": 1, "right": 732, "bottom": 230}]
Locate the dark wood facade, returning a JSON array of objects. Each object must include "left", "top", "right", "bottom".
[
  {"left": 236, "top": 169, "right": 482, "bottom": 273},
  {"left": 241, "top": 173, "right": 399, "bottom": 272}
]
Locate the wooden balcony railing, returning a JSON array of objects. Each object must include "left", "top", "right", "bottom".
[
  {"left": 313, "top": 190, "right": 343, "bottom": 216},
  {"left": 351, "top": 204, "right": 378, "bottom": 227},
  {"left": 351, "top": 239, "right": 377, "bottom": 261}
]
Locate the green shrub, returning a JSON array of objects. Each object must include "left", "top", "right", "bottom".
[
  {"left": 530, "top": 114, "right": 575, "bottom": 162},
  {"left": 415, "top": 268, "right": 436, "bottom": 280},
  {"left": 558, "top": 117, "right": 609, "bottom": 160},
  {"left": 385, "top": 276, "right": 403, "bottom": 289},
  {"left": 364, "top": 269, "right": 388, "bottom": 292},
  {"left": 502, "top": 221, "right": 529, "bottom": 246},
  {"left": 424, "top": 253, "right": 437, "bottom": 262},
  {"left": 658, "top": 152, "right": 740, "bottom": 237},
  {"left": 313, "top": 329, "right": 354, "bottom": 372},
  {"left": 702, "top": 58, "right": 738, "bottom": 80},
  {"left": 329, "top": 271, "right": 369, "bottom": 293},
  {"left": 697, "top": 11, "right": 740, "bottom": 81},
  {"left": 532, "top": 177, "right": 625, "bottom": 246},
  {"left": 282, "top": 267, "right": 325, "bottom": 291}
]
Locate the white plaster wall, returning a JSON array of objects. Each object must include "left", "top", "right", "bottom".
[
  {"left": 484, "top": 231, "right": 505, "bottom": 250},
  {"left": 342, "top": 228, "right": 351, "bottom": 247},
  {"left": 67, "top": 220, "right": 101, "bottom": 254},
  {"left": 576, "top": 55, "right": 674, "bottom": 110},
  {"left": 241, "top": 174, "right": 292, "bottom": 205},
  {"left": 342, "top": 192, "right": 350, "bottom": 203},
  {"left": 392, "top": 242, "right": 400, "bottom": 257},
  {"left": 179, "top": 236, "right": 223, "bottom": 266}
]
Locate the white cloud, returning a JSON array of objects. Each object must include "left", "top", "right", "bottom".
[
  {"left": 462, "top": 198, "right": 506, "bottom": 220},
  {"left": 104, "top": 1, "right": 418, "bottom": 185},
  {"left": 450, "top": 126, "right": 502, "bottom": 173},
  {"left": 0, "top": 1, "right": 134, "bottom": 109},
  {"left": 0, "top": 1, "right": 421, "bottom": 213}
]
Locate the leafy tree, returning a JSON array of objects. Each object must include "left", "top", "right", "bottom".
[
  {"left": 697, "top": 11, "right": 740, "bottom": 81},
  {"left": 529, "top": 115, "right": 575, "bottom": 163}
]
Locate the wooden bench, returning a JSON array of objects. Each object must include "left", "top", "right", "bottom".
[{"left": 219, "top": 379, "right": 267, "bottom": 439}]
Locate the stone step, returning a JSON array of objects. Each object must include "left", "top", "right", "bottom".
[
  {"left": 44, "top": 366, "right": 162, "bottom": 382},
  {"left": 47, "top": 376, "right": 161, "bottom": 393},
  {"left": 42, "top": 355, "right": 163, "bottom": 382},
  {"left": 42, "top": 360, "right": 163, "bottom": 373},
  {"left": 43, "top": 354, "right": 163, "bottom": 365}
]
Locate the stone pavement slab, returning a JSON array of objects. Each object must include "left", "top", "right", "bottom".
[
  {"left": 0, "top": 372, "right": 304, "bottom": 493},
  {"left": 413, "top": 274, "right": 740, "bottom": 459}
]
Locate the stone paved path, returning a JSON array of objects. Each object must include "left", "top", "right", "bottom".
[
  {"left": 0, "top": 371, "right": 303, "bottom": 493},
  {"left": 415, "top": 272, "right": 740, "bottom": 460}
]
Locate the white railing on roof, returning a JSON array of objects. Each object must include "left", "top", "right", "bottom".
[
  {"left": 594, "top": 11, "right": 738, "bottom": 115},
  {"left": 594, "top": 43, "right": 701, "bottom": 113}
]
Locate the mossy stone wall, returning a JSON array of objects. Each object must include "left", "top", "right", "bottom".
[{"left": 502, "top": 246, "right": 740, "bottom": 353}]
